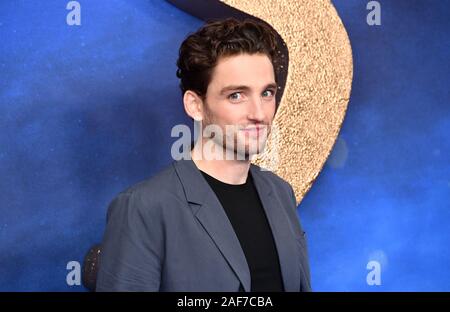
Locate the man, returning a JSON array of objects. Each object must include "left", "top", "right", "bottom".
[{"left": 96, "top": 17, "right": 311, "bottom": 292}]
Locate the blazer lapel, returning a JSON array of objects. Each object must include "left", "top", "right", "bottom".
[{"left": 249, "top": 164, "right": 301, "bottom": 292}]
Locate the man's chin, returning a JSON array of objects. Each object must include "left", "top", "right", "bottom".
[{"left": 235, "top": 145, "right": 267, "bottom": 160}]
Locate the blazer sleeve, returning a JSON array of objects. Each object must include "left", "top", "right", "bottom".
[
  {"left": 287, "top": 183, "right": 312, "bottom": 292},
  {"left": 96, "top": 190, "right": 164, "bottom": 291}
]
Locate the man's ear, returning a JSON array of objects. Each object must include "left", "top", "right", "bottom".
[{"left": 183, "top": 90, "right": 204, "bottom": 121}]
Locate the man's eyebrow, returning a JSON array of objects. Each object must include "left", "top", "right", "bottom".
[{"left": 219, "top": 83, "right": 278, "bottom": 95}]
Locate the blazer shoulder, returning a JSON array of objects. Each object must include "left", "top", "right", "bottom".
[{"left": 110, "top": 161, "right": 182, "bottom": 209}]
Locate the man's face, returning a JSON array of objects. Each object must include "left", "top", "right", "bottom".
[{"left": 200, "top": 53, "right": 277, "bottom": 159}]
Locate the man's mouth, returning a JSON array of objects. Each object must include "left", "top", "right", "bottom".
[{"left": 240, "top": 126, "right": 266, "bottom": 136}]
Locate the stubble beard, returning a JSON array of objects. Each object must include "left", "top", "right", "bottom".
[{"left": 202, "top": 104, "right": 270, "bottom": 161}]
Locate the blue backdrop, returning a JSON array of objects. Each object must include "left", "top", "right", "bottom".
[{"left": 0, "top": 0, "right": 448, "bottom": 291}]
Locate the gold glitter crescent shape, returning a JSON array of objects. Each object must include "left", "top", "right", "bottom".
[{"left": 221, "top": 0, "right": 353, "bottom": 205}]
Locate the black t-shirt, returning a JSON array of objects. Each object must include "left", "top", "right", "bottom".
[{"left": 200, "top": 169, "right": 285, "bottom": 292}]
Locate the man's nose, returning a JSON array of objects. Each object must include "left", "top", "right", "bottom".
[{"left": 247, "top": 96, "right": 266, "bottom": 121}]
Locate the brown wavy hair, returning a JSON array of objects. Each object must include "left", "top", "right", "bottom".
[{"left": 176, "top": 17, "right": 280, "bottom": 100}]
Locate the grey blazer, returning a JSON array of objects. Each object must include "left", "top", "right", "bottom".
[{"left": 96, "top": 158, "right": 311, "bottom": 292}]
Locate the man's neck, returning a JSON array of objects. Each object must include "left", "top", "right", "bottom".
[{"left": 190, "top": 141, "right": 251, "bottom": 185}]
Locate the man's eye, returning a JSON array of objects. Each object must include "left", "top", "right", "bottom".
[
  {"left": 262, "top": 89, "right": 275, "bottom": 97},
  {"left": 228, "top": 92, "right": 242, "bottom": 100}
]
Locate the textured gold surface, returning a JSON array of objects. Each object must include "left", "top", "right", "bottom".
[{"left": 221, "top": 0, "right": 353, "bottom": 205}]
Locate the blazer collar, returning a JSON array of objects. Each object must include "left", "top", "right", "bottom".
[{"left": 172, "top": 158, "right": 301, "bottom": 292}]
